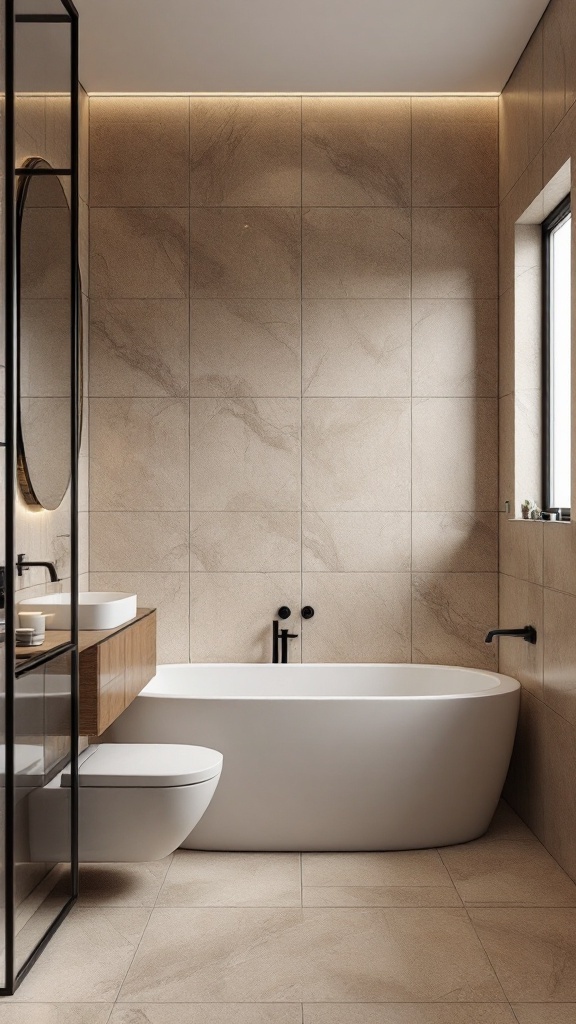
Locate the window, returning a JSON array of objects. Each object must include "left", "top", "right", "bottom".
[{"left": 543, "top": 196, "right": 572, "bottom": 517}]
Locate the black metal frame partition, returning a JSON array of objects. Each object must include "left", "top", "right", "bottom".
[{"left": 2, "top": 0, "right": 79, "bottom": 995}]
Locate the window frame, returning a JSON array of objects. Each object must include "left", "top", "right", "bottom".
[{"left": 543, "top": 193, "right": 572, "bottom": 520}]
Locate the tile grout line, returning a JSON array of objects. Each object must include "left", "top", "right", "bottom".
[{"left": 462, "top": 904, "right": 513, "bottom": 1012}]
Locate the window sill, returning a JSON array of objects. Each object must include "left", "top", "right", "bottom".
[{"left": 508, "top": 517, "right": 571, "bottom": 524}]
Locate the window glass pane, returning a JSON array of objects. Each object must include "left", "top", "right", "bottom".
[{"left": 549, "top": 212, "right": 571, "bottom": 510}]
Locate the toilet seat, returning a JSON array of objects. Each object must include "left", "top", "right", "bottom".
[{"left": 61, "top": 743, "right": 223, "bottom": 788}]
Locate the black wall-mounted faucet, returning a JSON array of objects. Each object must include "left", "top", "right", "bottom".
[
  {"left": 272, "top": 608, "right": 298, "bottom": 664},
  {"left": 485, "top": 625, "right": 537, "bottom": 645},
  {"left": 17, "top": 553, "right": 59, "bottom": 583}
]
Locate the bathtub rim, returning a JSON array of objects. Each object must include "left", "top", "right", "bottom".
[{"left": 141, "top": 663, "right": 520, "bottom": 701}]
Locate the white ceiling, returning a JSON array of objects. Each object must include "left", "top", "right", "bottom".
[{"left": 75, "top": 0, "right": 549, "bottom": 95}]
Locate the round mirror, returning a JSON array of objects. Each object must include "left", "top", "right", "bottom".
[{"left": 17, "top": 157, "right": 81, "bottom": 510}]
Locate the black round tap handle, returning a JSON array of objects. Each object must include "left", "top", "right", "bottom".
[
  {"left": 301, "top": 606, "right": 315, "bottom": 619},
  {"left": 277, "top": 606, "right": 291, "bottom": 619}
]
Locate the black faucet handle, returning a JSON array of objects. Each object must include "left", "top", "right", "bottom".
[
  {"left": 302, "top": 606, "right": 315, "bottom": 619},
  {"left": 277, "top": 606, "right": 291, "bottom": 619}
]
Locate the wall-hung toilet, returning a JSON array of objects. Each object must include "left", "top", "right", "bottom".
[{"left": 29, "top": 744, "right": 223, "bottom": 862}]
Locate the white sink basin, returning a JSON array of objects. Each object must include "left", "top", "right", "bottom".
[{"left": 18, "top": 592, "right": 138, "bottom": 631}]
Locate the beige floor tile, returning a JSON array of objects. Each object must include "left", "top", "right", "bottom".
[
  {"left": 302, "top": 850, "right": 452, "bottom": 887},
  {"left": 75, "top": 859, "right": 172, "bottom": 908},
  {"left": 511, "top": 1007, "right": 576, "bottom": 1023},
  {"left": 11, "top": 908, "right": 150, "bottom": 1003},
  {"left": 156, "top": 852, "right": 302, "bottom": 907},
  {"left": 110, "top": 1006, "right": 302, "bottom": 1024},
  {"left": 0, "top": 1008, "right": 113, "bottom": 1024},
  {"left": 118, "top": 907, "right": 504, "bottom": 1003},
  {"left": 302, "top": 886, "right": 462, "bottom": 908},
  {"left": 469, "top": 908, "right": 576, "bottom": 1002},
  {"left": 440, "top": 834, "right": 576, "bottom": 907},
  {"left": 304, "top": 1006, "right": 516, "bottom": 1023}
]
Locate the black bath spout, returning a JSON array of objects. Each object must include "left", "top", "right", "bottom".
[
  {"left": 485, "top": 625, "right": 537, "bottom": 645},
  {"left": 17, "top": 553, "right": 59, "bottom": 583},
  {"left": 272, "top": 614, "right": 298, "bottom": 664}
]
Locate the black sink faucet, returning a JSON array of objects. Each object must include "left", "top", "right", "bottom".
[
  {"left": 272, "top": 607, "right": 298, "bottom": 664},
  {"left": 17, "top": 553, "right": 59, "bottom": 583},
  {"left": 485, "top": 625, "right": 537, "bottom": 645}
]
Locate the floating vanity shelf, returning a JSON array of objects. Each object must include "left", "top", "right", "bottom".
[{"left": 16, "top": 608, "right": 157, "bottom": 737}]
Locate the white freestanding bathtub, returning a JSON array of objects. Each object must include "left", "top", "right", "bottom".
[{"left": 105, "top": 663, "right": 520, "bottom": 851}]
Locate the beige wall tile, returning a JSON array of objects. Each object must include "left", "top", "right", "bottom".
[
  {"left": 412, "top": 98, "right": 498, "bottom": 207},
  {"left": 499, "top": 154, "right": 543, "bottom": 296},
  {"left": 118, "top": 906, "right": 504, "bottom": 1002},
  {"left": 412, "top": 299, "right": 498, "bottom": 398},
  {"left": 190, "top": 299, "right": 300, "bottom": 398},
  {"left": 302, "top": 398, "right": 411, "bottom": 512},
  {"left": 190, "top": 97, "right": 301, "bottom": 206},
  {"left": 189, "top": 398, "right": 300, "bottom": 511},
  {"left": 412, "top": 513, "right": 498, "bottom": 572},
  {"left": 302, "top": 511, "right": 411, "bottom": 572},
  {"left": 411, "top": 572, "right": 498, "bottom": 669},
  {"left": 499, "top": 516, "right": 543, "bottom": 585},
  {"left": 90, "top": 512, "right": 190, "bottom": 573},
  {"left": 499, "top": 394, "right": 515, "bottom": 511},
  {"left": 91, "top": 208, "right": 189, "bottom": 299},
  {"left": 412, "top": 398, "right": 498, "bottom": 512},
  {"left": 543, "top": 97, "right": 576, "bottom": 184},
  {"left": 543, "top": 0, "right": 576, "bottom": 142},
  {"left": 499, "top": 287, "right": 514, "bottom": 399},
  {"left": 90, "top": 398, "right": 189, "bottom": 511},
  {"left": 90, "top": 300, "right": 189, "bottom": 397},
  {"left": 543, "top": 588, "right": 576, "bottom": 725},
  {"left": 302, "top": 97, "right": 411, "bottom": 206},
  {"left": 189, "top": 512, "right": 300, "bottom": 572},
  {"left": 189, "top": 208, "right": 301, "bottom": 299},
  {"left": 301, "top": 572, "right": 411, "bottom": 663},
  {"left": 412, "top": 208, "right": 498, "bottom": 299},
  {"left": 302, "top": 207, "right": 411, "bottom": 299},
  {"left": 79, "top": 84, "right": 89, "bottom": 205},
  {"left": 543, "top": 522, "right": 576, "bottom": 595},
  {"left": 504, "top": 689, "right": 548, "bottom": 841},
  {"left": 499, "top": 25, "right": 543, "bottom": 199},
  {"left": 542, "top": 705, "right": 576, "bottom": 879},
  {"left": 91, "top": 571, "right": 190, "bottom": 664},
  {"left": 90, "top": 98, "right": 189, "bottom": 206},
  {"left": 189, "top": 573, "right": 301, "bottom": 662},
  {"left": 498, "top": 575, "right": 544, "bottom": 698},
  {"left": 302, "top": 299, "right": 410, "bottom": 397}
]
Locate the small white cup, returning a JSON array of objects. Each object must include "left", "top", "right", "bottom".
[{"left": 18, "top": 612, "right": 47, "bottom": 634}]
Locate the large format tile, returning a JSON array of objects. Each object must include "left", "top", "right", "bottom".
[
  {"left": 190, "top": 299, "right": 301, "bottom": 397},
  {"left": 498, "top": 575, "right": 543, "bottom": 699},
  {"left": 411, "top": 512, "right": 498, "bottom": 572},
  {"left": 0, "top": 1009, "right": 112, "bottom": 1024},
  {"left": 302, "top": 97, "right": 411, "bottom": 206},
  {"left": 542, "top": 0, "right": 576, "bottom": 142},
  {"left": 499, "top": 516, "right": 543, "bottom": 584},
  {"left": 412, "top": 97, "right": 498, "bottom": 207},
  {"left": 302, "top": 299, "right": 411, "bottom": 397},
  {"left": 75, "top": 860, "right": 172, "bottom": 908},
  {"left": 302, "top": 850, "right": 452, "bottom": 887},
  {"left": 157, "top": 852, "right": 301, "bottom": 907},
  {"left": 90, "top": 512, "right": 190, "bottom": 573},
  {"left": 302, "top": 398, "right": 411, "bottom": 511},
  {"left": 412, "top": 209, "right": 498, "bottom": 299},
  {"left": 189, "top": 97, "right": 301, "bottom": 206},
  {"left": 469, "top": 907, "right": 576, "bottom": 1002},
  {"left": 189, "top": 572, "right": 301, "bottom": 662},
  {"left": 411, "top": 572, "right": 498, "bottom": 669},
  {"left": 541, "top": 706, "right": 576, "bottom": 882},
  {"left": 91, "top": 209, "right": 189, "bottom": 299},
  {"left": 503, "top": 689, "right": 548, "bottom": 842},
  {"left": 302, "top": 511, "right": 411, "bottom": 572},
  {"left": 90, "top": 398, "right": 189, "bottom": 511},
  {"left": 11, "top": 908, "right": 150, "bottom": 1002},
  {"left": 412, "top": 299, "right": 498, "bottom": 397},
  {"left": 543, "top": 522, "right": 576, "bottom": 596},
  {"left": 304, "top": 1005, "right": 516, "bottom": 1023},
  {"left": 118, "top": 907, "right": 505, "bottom": 1002},
  {"left": 90, "top": 572, "right": 190, "bottom": 664},
  {"left": 90, "top": 98, "right": 189, "bottom": 206},
  {"left": 302, "top": 887, "right": 462, "bottom": 908},
  {"left": 543, "top": 588, "right": 576, "bottom": 725},
  {"left": 302, "top": 208, "right": 411, "bottom": 299},
  {"left": 512, "top": 1007, "right": 576, "bottom": 1024},
  {"left": 499, "top": 25, "right": 543, "bottom": 199},
  {"left": 440, "top": 831, "right": 576, "bottom": 907},
  {"left": 190, "top": 512, "right": 300, "bottom": 572},
  {"left": 412, "top": 398, "right": 498, "bottom": 512},
  {"left": 301, "top": 573, "right": 411, "bottom": 663},
  {"left": 189, "top": 208, "right": 301, "bottom": 299},
  {"left": 189, "top": 398, "right": 300, "bottom": 511},
  {"left": 110, "top": 1007, "right": 302, "bottom": 1024},
  {"left": 90, "top": 299, "right": 189, "bottom": 397}
]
